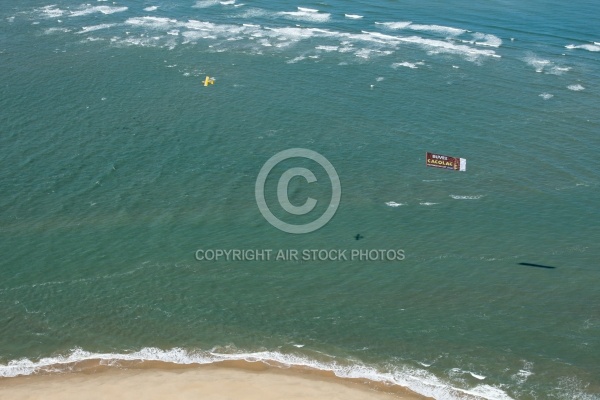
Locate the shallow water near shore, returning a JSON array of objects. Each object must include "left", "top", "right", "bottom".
[{"left": 1, "top": 1, "right": 599, "bottom": 399}]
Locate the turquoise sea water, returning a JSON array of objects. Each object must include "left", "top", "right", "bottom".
[{"left": 1, "top": 0, "right": 599, "bottom": 398}]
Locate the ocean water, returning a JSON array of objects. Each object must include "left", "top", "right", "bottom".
[{"left": 0, "top": 0, "right": 599, "bottom": 399}]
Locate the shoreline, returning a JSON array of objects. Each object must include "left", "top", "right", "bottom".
[{"left": 0, "top": 360, "right": 431, "bottom": 399}]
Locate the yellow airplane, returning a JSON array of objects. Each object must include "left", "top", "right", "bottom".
[{"left": 203, "top": 76, "right": 215, "bottom": 86}]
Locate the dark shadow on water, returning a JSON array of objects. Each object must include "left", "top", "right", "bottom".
[{"left": 518, "top": 262, "right": 556, "bottom": 269}]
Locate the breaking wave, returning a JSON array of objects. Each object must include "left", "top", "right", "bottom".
[{"left": 0, "top": 347, "right": 516, "bottom": 400}]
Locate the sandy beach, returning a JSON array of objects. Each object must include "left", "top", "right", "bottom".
[{"left": 0, "top": 363, "right": 429, "bottom": 400}]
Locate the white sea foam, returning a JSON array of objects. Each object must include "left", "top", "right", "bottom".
[
  {"left": 34, "top": 9, "right": 499, "bottom": 63},
  {"left": 397, "top": 36, "right": 499, "bottom": 60},
  {"left": 354, "top": 48, "right": 392, "bottom": 59},
  {"left": 345, "top": 14, "right": 363, "bottom": 19},
  {"left": 408, "top": 24, "right": 466, "bottom": 36},
  {"left": 0, "top": 347, "right": 515, "bottom": 400},
  {"left": 264, "top": 26, "right": 330, "bottom": 42},
  {"left": 144, "top": 6, "right": 158, "bottom": 12},
  {"left": 523, "top": 55, "right": 570, "bottom": 75},
  {"left": 451, "top": 368, "right": 486, "bottom": 381},
  {"left": 220, "top": 0, "right": 236, "bottom": 5},
  {"left": 419, "top": 202, "right": 438, "bottom": 206},
  {"left": 315, "top": 45, "right": 338, "bottom": 52},
  {"left": 44, "top": 27, "right": 72, "bottom": 34},
  {"left": 392, "top": 61, "right": 421, "bottom": 69},
  {"left": 472, "top": 32, "right": 502, "bottom": 48},
  {"left": 70, "top": 5, "right": 128, "bottom": 17},
  {"left": 524, "top": 55, "right": 551, "bottom": 73},
  {"left": 565, "top": 43, "right": 600, "bottom": 52},
  {"left": 193, "top": 0, "right": 220, "bottom": 8},
  {"left": 239, "top": 8, "right": 269, "bottom": 18},
  {"left": 83, "top": 37, "right": 104, "bottom": 42},
  {"left": 78, "top": 23, "right": 117, "bottom": 34},
  {"left": 567, "top": 84, "right": 585, "bottom": 91},
  {"left": 354, "top": 48, "right": 372, "bottom": 59},
  {"left": 186, "top": 19, "right": 244, "bottom": 35},
  {"left": 297, "top": 7, "right": 319, "bottom": 13},
  {"left": 450, "top": 195, "right": 484, "bottom": 200},
  {"left": 126, "top": 16, "right": 179, "bottom": 30},
  {"left": 114, "top": 35, "right": 167, "bottom": 48},
  {"left": 37, "top": 5, "right": 66, "bottom": 18},
  {"left": 539, "top": 93, "right": 554, "bottom": 100},
  {"left": 354, "top": 30, "right": 400, "bottom": 44},
  {"left": 385, "top": 201, "right": 404, "bottom": 207},
  {"left": 512, "top": 362, "right": 534, "bottom": 385},
  {"left": 548, "top": 66, "right": 571, "bottom": 75},
  {"left": 286, "top": 55, "right": 306, "bottom": 64},
  {"left": 375, "top": 21, "right": 412, "bottom": 30},
  {"left": 279, "top": 10, "right": 331, "bottom": 23}
]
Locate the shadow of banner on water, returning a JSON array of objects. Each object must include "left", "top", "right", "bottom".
[{"left": 518, "top": 262, "right": 556, "bottom": 269}]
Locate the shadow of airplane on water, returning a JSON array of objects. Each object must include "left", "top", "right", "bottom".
[{"left": 518, "top": 262, "right": 556, "bottom": 269}]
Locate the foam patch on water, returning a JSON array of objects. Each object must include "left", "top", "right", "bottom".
[
  {"left": 78, "top": 23, "right": 117, "bottom": 34},
  {"left": 565, "top": 43, "right": 600, "bottom": 52},
  {"left": 352, "top": 30, "right": 400, "bottom": 44},
  {"left": 316, "top": 45, "right": 338, "bottom": 52},
  {"left": 34, "top": 4, "right": 66, "bottom": 18},
  {"left": 449, "top": 195, "right": 484, "bottom": 200},
  {"left": 539, "top": 93, "right": 554, "bottom": 100},
  {"left": 297, "top": 7, "right": 319, "bottom": 13},
  {"left": 524, "top": 55, "right": 551, "bottom": 73},
  {"left": 238, "top": 7, "right": 270, "bottom": 19},
  {"left": 512, "top": 362, "right": 534, "bottom": 385},
  {"left": 451, "top": 368, "right": 486, "bottom": 380},
  {"left": 144, "top": 6, "right": 158, "bottom": 12},
  {"left": 375, "top": 21, "right": 413, "bottom": 30},
  {"left": 44, "top": 27, "right": 72, "bottom": 34},
  {"left": 278, "top": 9, "right": 331, "bottom": 23},
  {"left": 126, "top": 16, "right": 180, "bottom": 30},
  {"left": 408, "top": 24, "right": 467, "bottom": 37},
  {"left": 385, "top": 201, "right": 404, "bottom": 207},
  {"left": 419, "top": 202, "right": 438, "bottom": 206},
  {"left": 69, "top": 5, "right": 128, "bottom": 17},
  {"left": 287, "top": 55, "right": 306, "bottom": 64},
  {"left": 549, "top": 66, "right": 571, "bottom": 75},
  {"left": 30, "top": 8, "right": 500, "bottom": 63},
  {"left": 392, "top": 61, "right": 423, "bottom": 69},
  {"left": 472, "top": 33, "right": 502, "bottom": 48},
  {"left": 345, "top": 14, "right": 363, "bottom": 19},
  {"left": 36, "top": 5, "right": 66, "bottom": 18},
  {"left": 567, "top": 84, "right": 585, "bottom": 91},
  {"left": 193, "top": 0, "right": 221, "bottom": 8},
  {"left": 112, "top": 35, "right": 172, "bottom": 49},
  {"left": 397, "top": 36, "right": 499, "bottom": 60},
  {"left": 524, "top": 54, "right": 569, "bottom": 75},
  {"left": 0, "top": 347, "right": 516, "bottom": 400}
]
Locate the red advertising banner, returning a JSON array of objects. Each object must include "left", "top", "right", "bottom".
[{"left": 426, "top": 152, "right": 466, "bottom": 171}]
